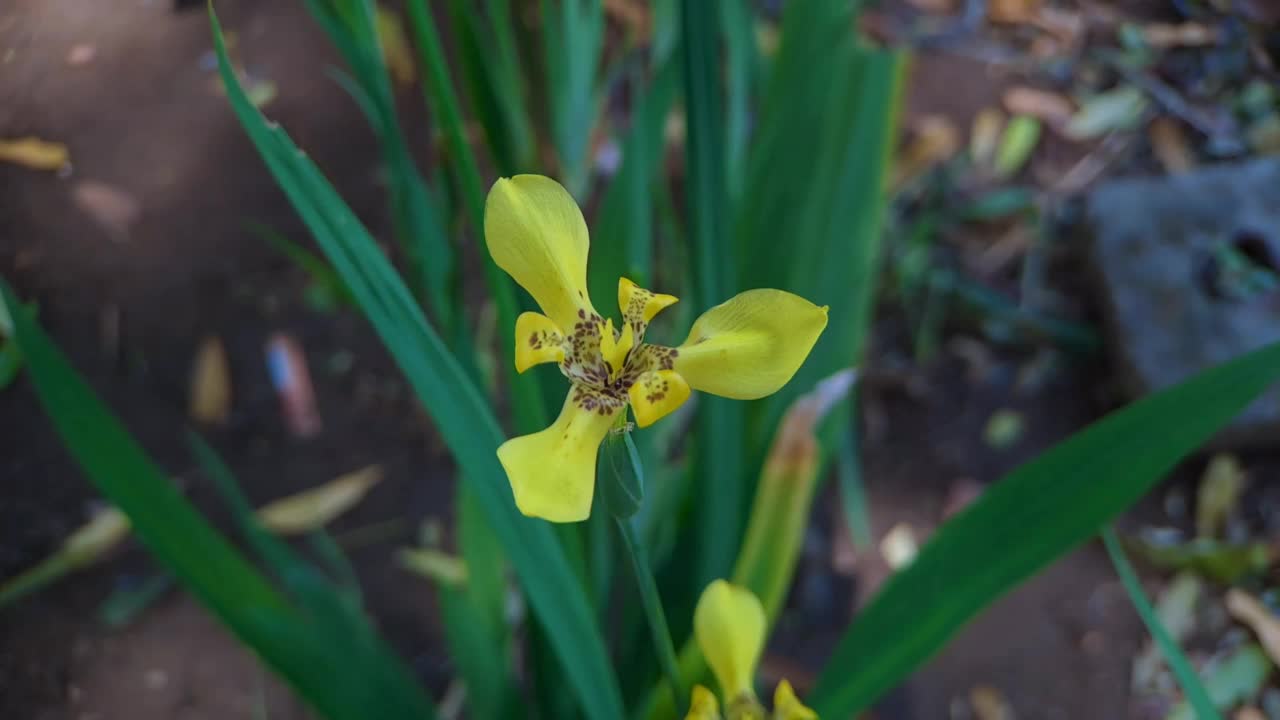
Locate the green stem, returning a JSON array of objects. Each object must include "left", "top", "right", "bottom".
[
  {"left": 1101, "top": 526, "right": 1221, "bottom": 719},
  {"left": 616, "top": 515, "right": 685, "bottom": 717}
]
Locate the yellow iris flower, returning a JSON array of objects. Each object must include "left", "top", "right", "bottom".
[
  {"left": 485, "top": 175, "right": 829, "bottom": 522},
  {"left": 687, "top": 580, "right": 818, "bottom": 720}
]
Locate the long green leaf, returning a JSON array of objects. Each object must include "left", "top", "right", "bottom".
[
  {"left": 303, "top": 0, "right": 455, "bottom": 325},
  {"left": 1101, "top": 527, "right": 1221, "bottom": 720},
  {"left": 404, "top": 0, "right": 546, "bottom": 434},
  {"left": 810, "top": 341, "right": 1280, "bottom": 716},
  {"left": 209, "top": 11, "right": 624, "bottom": 718},
  {"left": 447, "top": 0, "right": 535, "bottom": 174},
  {"left": 1, "top": 281, "right": 437, "bottom": 719},
  {"left": 542, "top": 0, "right": 603, "bottom": 199},
  {"left": 680, "top": 0, "right": 745, "bottom": 588},
  {"left": 589, "top": 58, "right": 680, "bottom": 315}
]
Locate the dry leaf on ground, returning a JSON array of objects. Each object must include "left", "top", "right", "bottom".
[
  {"left": 0, "top": 137, "right": 69, "bottom": 170},
  {"left": 256, "top": 465, "right": 383, "bottom": 535},
  {"left": 189, "top": 335, "right": 231, "bottom": 425}
]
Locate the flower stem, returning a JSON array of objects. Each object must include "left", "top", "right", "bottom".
[{"left": 614, "top": 436, "right": 684, "bottom": 714}]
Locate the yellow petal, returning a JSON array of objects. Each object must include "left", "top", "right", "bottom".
[
  {"left": 619, "top": 277, "right": 678, "bottom": 341},
  {"left": 628, "top": 369, "right": 690, "bottom": 428},
  {"left": 256, "top": 465, "right": 383, "bottom": 535},
  {"left": 686, "top": 685, "right": 722, "bottom": 720},
  {"left": 484, "top": 175, "right": 596, "bottom": 331},
  {"left": 496, "top": 386, "right": 623, "bottom": 522},
  {"left": 772, "top": 680, "right": 817, "bottom": 720},
  {"left": 675, "top": 290, "right": 828, "bottom": 400},
  {"left": 598, "top": 319, "right": 634, "bottom": 382},
  {"left": 0, "top": 136, "right": 69, "bottom": 170},
  {"left": 514, "top": 311, "right": 566, "bottom": 373},
  {"left": 695, "top": 579, "right": 766, "bottom": 702}
]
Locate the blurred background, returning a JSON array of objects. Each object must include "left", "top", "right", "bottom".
[{"left": 5, "top": 0, "right": 1280, "bottom": 718}]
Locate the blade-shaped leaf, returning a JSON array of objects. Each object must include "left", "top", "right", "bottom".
[
  {"left": 810, "top": 340, "right": 1280, "bottom": 716},
  {"left": 209, "top": 11, "right": 624, "bottom": 718}
]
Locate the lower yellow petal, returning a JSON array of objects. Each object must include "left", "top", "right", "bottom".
[
  {"left": 686, "top": 685, "right": 722, "bottom": 720},
  {"left": 495, "top": 386, "right": 623, "bottom": 522},
  {"left": 514, "top": 312, "right": 566, "bottom": 374},
  {"left": 695, "top": 580, "right": 767, "bottom": 702},
  {"left": 771, "top": 680, "right": 817, "bottom": 720},
  {"left": 628, "top": 369, "right": 690, "bottom": 428},
  {"left": 674, "top": 289, "right": 828, "bottom": 400}
]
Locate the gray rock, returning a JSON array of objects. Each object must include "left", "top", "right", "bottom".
[{"left": 1084, "top": 157, "right": 1280, "bottom": 449}]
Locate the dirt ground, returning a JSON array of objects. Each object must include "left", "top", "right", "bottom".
[{"left": 0, "top": 1, "right": 1205, "bottom": 718}]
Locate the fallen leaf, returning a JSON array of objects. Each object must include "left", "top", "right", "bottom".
[
  {"left": 1155, "top": 572, "right": 1202, "bottom": 642},
  {"left": 1143, "top": 22, "right": 1220, "bottom": 48},
  {"left": 993, "top": 115, "right": 1041, "bottom": 179},
  {"left": 66, "top": 44, "right": 97, "bottom": 66},
  {"left": 983, "top": 409, "right": 1024, "bottom": 449},
  {"left": 0, "top": 137, "right": 69, "bottom": 170},
  {"left": 1196, "top": 454, "right": 1246, "bottom": 539},
  {"left": 374, "top": 4, "right": 415, "bottom": 87},
  {"left": 1064, "top": 86, "right": 1149, "bottom": 140},
  {"left": 245, "top": 78, "right": 278, "bottom": 108},
  {"left": 1167, "top": 644, "right": 1269, "bottom": 720},
  {"left": 0, "top": 505, "right": 132, "bottom": 608},
  {"left": 988, "top": 0, "right": 1040, "bottom": 23},
  {"left": 1127, "top": 533, "right": 1270, "bottom": 584},
  {"left": 892, "top": 114, "right": 959, "bottom": 187},
  {"left": 1002, "top": 86, "right": 1075, "bottom": 127},
  {"left": 970, "top": 684, "right": 1015, "bottom": 720},
  {"left": 880, "top": 522, "right": 919, "bottom": 570},
  {"left": 256, "top": 465, "right": 383, "bottom": 535},
  {"left": 1226, "top": 589, "right": 1280, "bottom": 668},
  {"left": 398, "top": 547, "right": 468, "bottom": 587},
  {"left": 970, "top": 107, "right": 1006, "bottom": 169},
  {"left": 61, "top": 506, "right": 131, "bottom": 565},
  {"left": 189, "top": 335, "right": 231, "bottom": 425},
  {"left": 1150, "top": 116, "right": 1196, "bottom": 173},
  {"left": 73, "top": 180, "right": 141, "bottom": 242}
]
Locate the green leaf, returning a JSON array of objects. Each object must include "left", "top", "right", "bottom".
[
  {"left": 809, "top": 340, "right": 1280, "bottom": 716},
  {"left": 680, "top": 0, "right": 746, "bottom": 587},
  {"left": 589, "top": 58, "right": 680, "bottom": 306},
  {"left": 1102, "top": 528, "right": 1221, "bottom": 720},
  {"left": 302, "top": 0, "right": 455, "bottom": 326},
  {"left": 1, "top": 280, "right": 437, "bottom": 719},
  {"left": 404, "top": 0, "right": 547, "bottom": 434},
  {"left": 542, "top": 0, "right": 603, "bottom": 199},
  {"left": 446, "top": 0, "right": 536, "bottom": 174},
  {"left": 209, "top": 11, "right": 624, "bottom": 718}
]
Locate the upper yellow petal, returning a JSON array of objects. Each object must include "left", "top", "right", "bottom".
[
  {"left": 495, "top": 386, "right": 622, "bottom": 522},
  {"left": 771, "top": 680, "right": 817, "bottom": 720},
  {"left": 484, "top": 175, "right": 596, "bottom": 331},
  {"left": 513, "top": 311, "right": 566, "bottom": 374},
  {"left": 674, "top": 290, "right": 828, "bottom": 400},
  {"left": 695, "top": 580, "right": 766, "bottom": 703},
  {"left": 598, "top": 319, "right": 635, "bottom": 383},
  {"left": 686, "top": 685, "right": 722, "bottom": 720},
  {"left": 619, "top": 276, "right": 678, "bottom": 341}
]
